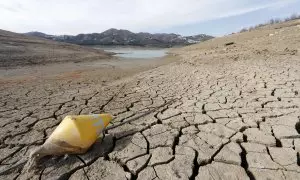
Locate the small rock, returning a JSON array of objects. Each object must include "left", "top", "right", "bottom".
[{"left": 225, "top": 42, "right": 235, "bottom": 46}]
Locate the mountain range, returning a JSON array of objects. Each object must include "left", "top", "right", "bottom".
[{"left": 24, "top": 29, "right": 214, "bottom": 47}]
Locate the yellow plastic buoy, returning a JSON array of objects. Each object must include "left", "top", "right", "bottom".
[{"left": 30, "top": 114, "right": 112, "bottom": 159}]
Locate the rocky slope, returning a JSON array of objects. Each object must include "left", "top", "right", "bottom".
[
  {"left": 25, "top": 29, "right": 214, "bottom": 47},
  {"left": 0, "top": 29, "right": 111, "bottom": 68}
]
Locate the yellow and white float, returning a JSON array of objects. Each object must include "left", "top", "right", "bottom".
[{"left": 30, "top": 114, "right": 112, "bottom": 159}]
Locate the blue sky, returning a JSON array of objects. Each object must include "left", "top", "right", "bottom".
[
  {"left": 159, "top": 0, "right": 300, "bottom": 36},
  {"left": 0, "top": 0, "right": 299, "bottom": 36}
]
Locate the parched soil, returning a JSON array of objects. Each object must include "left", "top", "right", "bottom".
[{"left": 0, "top": 20, "right": 300, "bottom": 180}]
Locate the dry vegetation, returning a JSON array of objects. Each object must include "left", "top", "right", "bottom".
[{"left": 239, "top": 13, "right": 300, "bottom": 33}]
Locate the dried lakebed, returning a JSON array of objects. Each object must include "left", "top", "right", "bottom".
[
  {"left": 1, "top": 21, "right": 300, "bottom": 180},
  {"left": 1, "top": 56, "right": 299, "bottom": 180}
]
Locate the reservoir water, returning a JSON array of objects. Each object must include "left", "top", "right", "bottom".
[{"left": 93, "top": 46, "right": 167, "bottom": 59}]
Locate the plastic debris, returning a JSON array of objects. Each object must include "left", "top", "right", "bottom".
[{"left": 30, "top": 114, "right": 112, "bottom": 159}]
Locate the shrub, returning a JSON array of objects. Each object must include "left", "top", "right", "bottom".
[
  {"left": 239, "top": 28, "right": 248, "bottom": 33},
  {"left": 239, "top": 13, "right": 300, "bottom": 33}
]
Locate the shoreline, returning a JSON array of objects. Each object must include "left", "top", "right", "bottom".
[{"left": 0, "top": 54, "right": 180, "bottom": 85}]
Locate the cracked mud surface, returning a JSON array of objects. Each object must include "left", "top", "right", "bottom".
[{"left": 1, "top": 20, "right": 300, "bottom": 179}]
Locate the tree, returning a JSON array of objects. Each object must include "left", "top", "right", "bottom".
[
  {"left": 269, "top": 19, "right": 275, "bottom": 24},
  {"left": 274, "top": 18, "right": 281, "bottom": 23}
]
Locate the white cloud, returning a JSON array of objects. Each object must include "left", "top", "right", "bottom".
[{"left": 0, "top": 0, "right": 297, "bottom": 34}]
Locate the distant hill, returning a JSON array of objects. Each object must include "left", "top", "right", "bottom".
[
  {"left": 24, "top": 29, "right": 214, "bottom": 47},
  {"left": 0, "top": 29, "right": 111, "bottom": 67}
]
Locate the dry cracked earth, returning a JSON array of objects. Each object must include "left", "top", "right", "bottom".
[{"left": 1, "top": 21, "right": 300, "bottom": 180}]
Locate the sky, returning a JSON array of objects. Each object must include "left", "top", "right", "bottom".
[{"left": 0, "top": 0, "right": 300, "bottom": 36}]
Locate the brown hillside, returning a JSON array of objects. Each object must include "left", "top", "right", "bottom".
[{"left": 0, "top": 29, "right": 111, "bottom": 68}]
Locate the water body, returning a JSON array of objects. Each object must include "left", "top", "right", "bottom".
[{"left": 93, "top": 46, "right": 167, "bottom": 59}]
